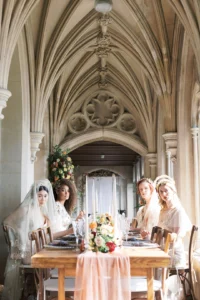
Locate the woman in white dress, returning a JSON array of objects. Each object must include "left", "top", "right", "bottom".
[
  {"left": 53, "top": 179, "right": 84, "bottom": 239},
  {"left": 135, "top": 178, "right": 160, "bottom": 239},
  {"left": 155, "top": 175, "right": 192, "bottom": 267},
  {"left": 2, "top": 179, "right": 56, "bottom": 300}
]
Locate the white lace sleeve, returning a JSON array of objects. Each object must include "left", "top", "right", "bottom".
[{"left": 52, "top": 202, "right": 72, "bottom": 233}]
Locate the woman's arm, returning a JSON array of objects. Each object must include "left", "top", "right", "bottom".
[{"left": 53, "top": 226, "right": 73, "bottom": 239}]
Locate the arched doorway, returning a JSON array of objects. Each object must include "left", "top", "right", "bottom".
[{"left": 69, "top": 141, "right": 144, "bottom": 220}]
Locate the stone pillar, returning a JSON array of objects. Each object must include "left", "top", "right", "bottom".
[
  {"left": 191, "top": 128, "right": 199, "bottom": 227},
  {"left": 146, "top": 153, "right": 157, "bottom": 180},
  {"left": 0, "top": 88, "right": 12, "bottom": 120},
  {"left": 162, "top": 132, "right": 177, "bottom": 178},
  {"left": 30, "top": 132, "right": 45, "bottom": 163},
  {"left": 166, "top": 150, "right": 171, "bottom": 176}
]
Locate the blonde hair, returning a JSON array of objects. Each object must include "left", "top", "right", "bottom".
[{"left": 154, "top": 175, "right": 179, "bottom": 209}]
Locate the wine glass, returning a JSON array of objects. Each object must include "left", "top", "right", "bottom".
[
  {"left": 72, "top": 220, "right": 79, "bottom": 251},
  {"left": 124, "top": 217, "right": 131, "bottom": 242},
  {"left": 77, "top": 219, "right": 85, "bottom": 251}
]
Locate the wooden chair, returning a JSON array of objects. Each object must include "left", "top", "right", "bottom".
[
  {"left": 30, "top": 226, "right": 77, "bottom": 300},
  {"left": 131, "top": 218, "right": 138, "bottom": 229},
  {"left": 131, "top": 229, "right": 174, "bottom": 300},
  {"left": 168, "top": 225, "right": 198, "bottom": 300},
  {"left": 150, "top": 226, "right": 172, "bottom": 245}
]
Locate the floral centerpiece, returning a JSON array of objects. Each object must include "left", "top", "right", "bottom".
[
  {"left": 89, "top": 213, "right": 116, "bottom": 253},
  {"left": 48, "top": 145, "right": 74, "bottom": 186}
]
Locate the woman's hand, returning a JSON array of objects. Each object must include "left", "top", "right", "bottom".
[
  {"left": 140, "top": 229, "right": 150, "bottom": 240},
  {"left": 76, "top": 210, "right": 85, "bottom": 221}
]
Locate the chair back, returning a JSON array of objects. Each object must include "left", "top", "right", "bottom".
[
  {"left": 151, "top": 226, "right": 172, "bottom": 247},
  {"left": 131, "top": 218, "right": 138, "bottom": 229},
  {"left": 29, "top": 226, "right": 53, "bottom": 253},
  {"left": 29, "top": 226, "right": 53, "bottom": 298},
  {"left": 188, "top": 225, "right": 198, "bottom": 300}
]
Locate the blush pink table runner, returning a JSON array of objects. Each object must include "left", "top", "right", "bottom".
[{"left": 74, "top": 250, "right": 131, "bottom": 300}]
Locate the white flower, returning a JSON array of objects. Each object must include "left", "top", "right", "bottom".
[
  {"left": 95, "top": 236, "right": 105, "bottom": 247},
  {"left": 57, "top": 158, "right": 60, "bottom": 162},
  {"left": 90, "top": 233, "right": 94, "bottom": 239},
  {"left": 107, "top": 225, "right": 114, "bottom": 233},
  {"left": 101, "top": 224, "right": 113, "bottom": 235},
  {"left": 101, "top": 228, "right": 108, "bottom": 235}
]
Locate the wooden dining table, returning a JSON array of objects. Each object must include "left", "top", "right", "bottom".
[{"left": 31, "top": 246, "right": 170, "bottom": 300}]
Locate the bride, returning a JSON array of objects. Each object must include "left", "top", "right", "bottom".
[
  {"left": 2, "top": 179, "right": 56, "bottom": 300},
  {"left": 135, "top": 178, "right": 160, "bottom": 239}
]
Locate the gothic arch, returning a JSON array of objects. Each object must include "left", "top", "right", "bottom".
[{"left": 60, "top": 128, "right": 148, "bottom": 156}]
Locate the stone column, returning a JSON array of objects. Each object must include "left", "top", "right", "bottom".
[
  {"left": 30, "top": 132, "right": 45, "bottom": 163},
  {"left": 166, "top": 150, "right": 171, "bottom": 176},
  {"left": 0, "top": 88, "right": 12, "bottom": 120},
  {"left": 146, "top": 153, "right": 157, "bottom": 180},
  {"left": 191, "top": 128, "right": 199, "bottom": 227},
  {"left": 162, "top": 132, "right": 177, "bottom": 178}
]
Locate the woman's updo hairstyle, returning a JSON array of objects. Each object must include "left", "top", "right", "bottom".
[
  {"left": 137, "top": 178, "right": 154, "bottom": 194},
  {"left": 37, "top": 185, "right": 49, "bottom": 193}
]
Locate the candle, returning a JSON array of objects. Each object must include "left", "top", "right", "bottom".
[
  {"left": 112, "top": 174, "right": 118, "bottom": 239},
  {"left": 95, "top": 189, "right": 98, "bottom": 213},
  {"left": 92, "top": 178, "right": 96, "bottom": 221},
  {"left": 85, "top": 175, "right": 89, "bottom": 243},
  {"left": 112, "top": 174, "right": 117, "bottom": 218}
]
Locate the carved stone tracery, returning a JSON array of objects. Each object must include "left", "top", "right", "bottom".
[
  {"left": 86, "top": 94, "right": 121, "bottom": 126},
  {"left": 68, "top": 92, "right": 137, "bottom": 136}
]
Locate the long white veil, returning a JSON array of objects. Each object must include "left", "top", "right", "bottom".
[
  {"left": 144, "top": 188, "right": 160, "bottom": 232},
  {"left": 3, "top": 179, "right": 56, "bottom": 261},
  {"left": 2, "top": 179, "right": 56, "bottom": 300}
]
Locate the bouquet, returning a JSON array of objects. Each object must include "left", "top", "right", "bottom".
[
  {"left": 48, "top": 145, "right": 74, "bottom": 186},
  {"left": 89, "top": 213, "right": 116, "bottom": 253}
]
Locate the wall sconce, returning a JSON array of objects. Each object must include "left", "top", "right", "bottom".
[{"left": 94, "top": 0, "right": 113, "bottom": 13}]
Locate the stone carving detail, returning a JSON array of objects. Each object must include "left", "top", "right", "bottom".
[
  {"left": 68, "top": 113, "right": 88, "bottom": 133},
  {"left": 67, "top": 93, "right": 137, "bottom": 135},
  {"left": 117, "top": 113, "right": 137, "bottom": 134},
  {"left": 95, "top": 15, "right": 112, "bottom": 87},
  {"left": 85, "top": 94, "right": 121, "bottom": 127}
]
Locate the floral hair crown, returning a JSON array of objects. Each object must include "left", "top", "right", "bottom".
[{"left": 154, "top": 175, "right": 177, "bottom": 193}]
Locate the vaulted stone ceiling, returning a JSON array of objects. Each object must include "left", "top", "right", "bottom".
[{"left": 2, "top": 0, "right": 199, "bottom": 155}]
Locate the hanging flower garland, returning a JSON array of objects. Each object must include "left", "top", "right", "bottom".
[{"left": 48, "top": 145, "right": 74, "bottom": 186}]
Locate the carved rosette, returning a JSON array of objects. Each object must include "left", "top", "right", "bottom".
[
  {"left": 68, "top": 113, "right": 88, "bottom": 134},
  {"left": 84, "top": 93, "right": 122, "bottom": 127},
  {"left": 117, "top": 113, "right": 137, "bottom": 134},
  {"left": 67, "top": 93, "right": 137, "bottom": 136}
]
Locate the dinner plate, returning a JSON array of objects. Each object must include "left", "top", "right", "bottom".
[
  {"left": 44, "top": 244, "right": 76, "bottom": 250},
  {"left": 123, "top": 241, "right": 159, "bottom": 248},
  {"left": 60, "top": 235, "right": 76, "bottom": 242},
  {"left": 44, "top": 240, "right": 76, "bottom": 250}
]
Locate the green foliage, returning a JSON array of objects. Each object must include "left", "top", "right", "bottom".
[{"left": 48, "top": 145, "right": 74, "bottom": 186}]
